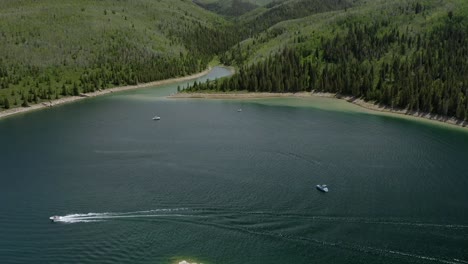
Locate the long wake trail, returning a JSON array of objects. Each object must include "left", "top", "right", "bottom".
[{"left": 52, "top": 208, "right": 192, "bottom": 223}]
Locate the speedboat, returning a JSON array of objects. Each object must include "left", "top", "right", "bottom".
[
  {"left": 152, "top": 116, "right": 161, "bottom": 120},
  {"left": 316, "top": 184, "right": 329, "bottom": 193},
  {"left": 49, "top": 216, "right": 62, "bottom": 222},
  {"left": 237, "top": 109, "right": 242, "bottom": 112}
]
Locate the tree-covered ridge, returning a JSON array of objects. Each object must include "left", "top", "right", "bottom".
[
  {"left": 193, "top": 0, "right": 282, "bottom": 17},
  {"left": 194, "top": 0, "right": 259, "bottom": 16},
  {"left": 241, "top": 0, "right": 352, "bottom": 35},
  {"left": 187, "top": 12, "right": 468, "bottom": 120}
]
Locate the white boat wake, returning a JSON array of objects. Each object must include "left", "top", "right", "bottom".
[{"left": 50, "top": 208, "right": 191, "bottom": 223}]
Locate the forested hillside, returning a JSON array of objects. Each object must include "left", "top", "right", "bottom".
[
  {"left": 189, "top": 0, "right": 468, "bottom": 121},
  {"left": 0, "top": 0, "right": 237, "bottom": 108},
  {"left": 194, "top": 0, "right": 259, "bottom": 16},
  {"left": 193, "top": 0, "right": 279, "bottom": 16},
  {"left": 241, "top": 0, "right": 352, "bottom": 35}
]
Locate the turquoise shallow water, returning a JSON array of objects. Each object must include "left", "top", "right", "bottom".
[{"left": 1, "top": 67, "right": 468, "bottom": 264}]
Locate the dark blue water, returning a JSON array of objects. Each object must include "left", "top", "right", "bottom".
[{"left": 1, "top": 67, "right": 468, "bottom": 264}]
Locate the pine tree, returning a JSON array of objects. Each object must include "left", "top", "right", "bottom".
[
  {"left": 72, "top": 82, "right": 79, "bottom": 96},
  {"left": 4, "top": 98, "right": 10, "bottom": 109},
  {"left": 61, "top": 84, "right": 67, "bottom": 96},
  {"left": 21, "top": 98, "right": 29, "bottom": 107}
]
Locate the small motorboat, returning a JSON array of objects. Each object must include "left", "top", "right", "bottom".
[
  {"left": 152, "top": 116, "right": 161, "bottom": 120},
  {"left": 316, "top": 184, "right": 329, "bottom": 193},
  {"left": 49, "top": 216, "right": 62, "bottom": 222}
]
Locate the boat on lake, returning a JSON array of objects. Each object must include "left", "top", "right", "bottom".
[
  {"left": 316, "top": 184, "right": 329, "bottom": 193},
  {"left": 49, "top": 216, "right": 62, "bottom": 222},
  {"left": 237, "top": 109, "right": 242, "bottom": 112},
  {"left": 153, "top": 116, "right": 161, "bottom": 120}
]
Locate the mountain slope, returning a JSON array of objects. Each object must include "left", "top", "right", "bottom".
[
  {"left": 0, "top": 0, "right": 228, "bottom": 66},
  {"left": 0, "top": 0, "right": 234, "bottom": 107},
  {"left": 190, "top": 0, "right": 468, "bottom": 121},
  {"left": 194, "top": 0, "right": 281, "bottom": 16},
  {"left": 240, "top": 0, "right": 352, "bottom": 34},
  {"left": 194, "top": 0, "right": 259, "bottom": 16}
]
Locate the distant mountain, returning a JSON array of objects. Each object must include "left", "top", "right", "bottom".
[
  {"left": 193, "top": 0, "right": 259, "bottom": 16},
  {"left": 240, "top": 0, "right": 352, "bottom": 34},
  {"left": 193, "top": 0, "right": 284, "bottom": 16}
]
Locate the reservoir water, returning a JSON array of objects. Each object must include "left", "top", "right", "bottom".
[{"left": 1, "top": 67, "right": 467, "bottom": 264}]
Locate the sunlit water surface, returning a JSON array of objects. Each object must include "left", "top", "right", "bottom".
[{"left": 1, "top": 67, "right": 467, "bottom": 264}]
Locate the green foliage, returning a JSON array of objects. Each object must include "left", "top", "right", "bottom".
[
  {"left": 316, "top": 15, "right": 468, "bottom": 119},
  {"left": 188, "top": 48, "right": 306, "bottom": 93},
  {"left": 21, "top": 97, "right": 29, "bottom": 108},
  {"left": 241, "top": 0, "right": 352, "bottom": 34},
  {"left": 0, "top": 0, "right": 232, "bottom": 109},
  {"left": 3, "top": 98, "right": 10, "bottom": 109},
  {"left": 194, "top": 0, "right": 260, "bottom": 16},
  {"left": 191, "top": 9, "right": 468, "bottom": 120}
]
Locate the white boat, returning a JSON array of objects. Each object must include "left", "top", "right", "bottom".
[
  {"left": 49, "top": 216, "right": 62, "bottom": 222},
  {"left": 237, "top": 109, "right": 242, "bottom": 112},
  {"left": 152, "top": 116, "right": 161, "bottom": 120},
  {"left": 316, "top": 184, "right": 329, "bottom": 193}
]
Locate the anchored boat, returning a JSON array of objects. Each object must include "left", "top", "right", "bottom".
[{"left": 316, "top": 184, "right": 329, "bottom": 193}]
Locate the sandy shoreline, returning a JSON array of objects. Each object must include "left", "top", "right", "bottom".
[
  {"left": 0, "top": 68, "right": 212, "bottom": 120},
  {"left": 168, "top": 92, "right": 315, "bottom": 99},
  {"left": 169, "top": 91, "right": 468, "bottom": 129},
  {"left": 341, "top": 96, "right": 468, "bottom": 129}
]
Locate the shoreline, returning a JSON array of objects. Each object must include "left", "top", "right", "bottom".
[
  {"left": 168, "top": 91, "right": 468, "bottom": 129},
  {"left": 0, "top": 67, "right": 212, "bottom": 120},
  {"left": 340, "top": 96, "right": 468, "bottom": 129},
  {"left": 168, "top": 92, "right": 310, "bottom": 99}
]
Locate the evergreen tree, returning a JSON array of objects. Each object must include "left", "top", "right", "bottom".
[
  {"left": 4, "top": 98, "right": 10, "bottom": 109},
  {"left": 72, "top": 82, "right": 80, "bottom": 96}
]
